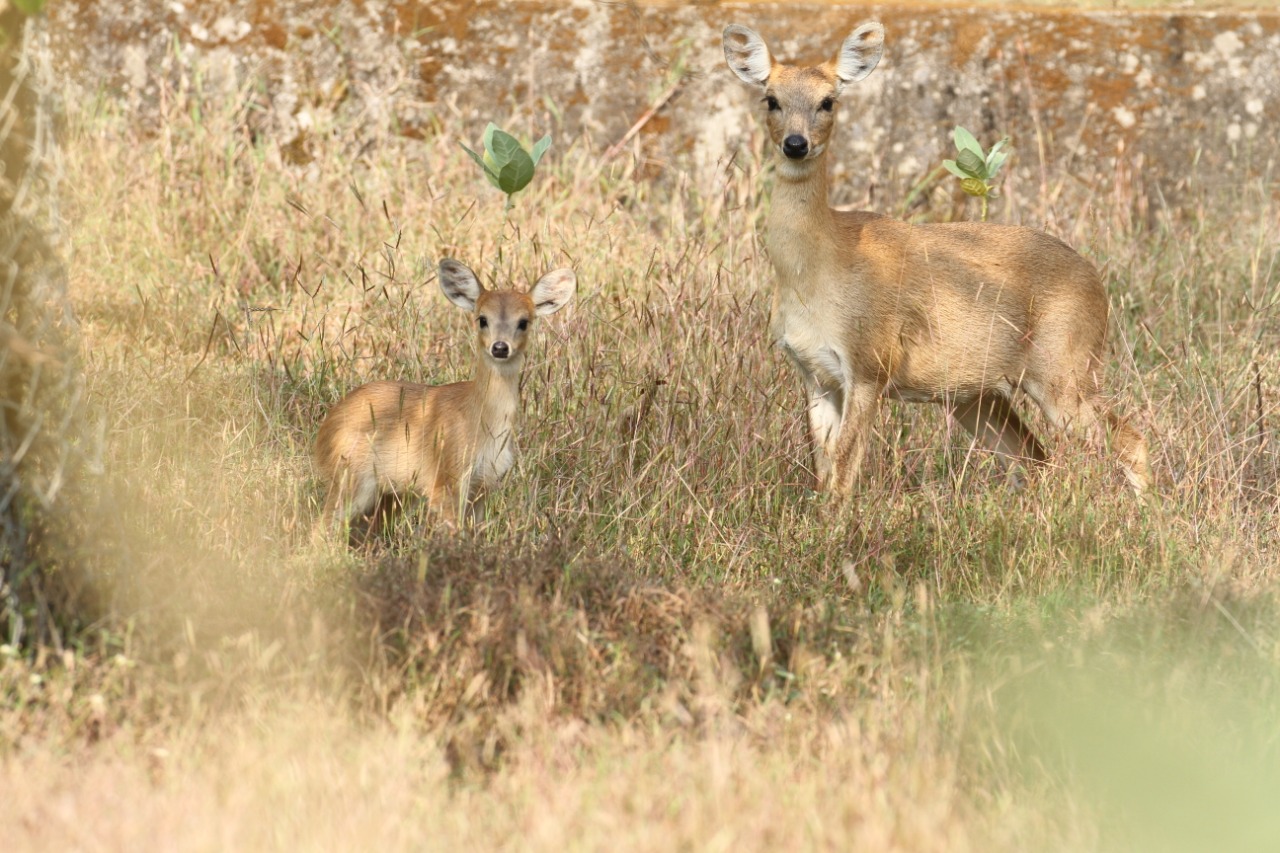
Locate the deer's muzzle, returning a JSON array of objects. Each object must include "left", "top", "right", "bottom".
[{"left": 782, "top": 134, "right": 809, "bottom": 159}]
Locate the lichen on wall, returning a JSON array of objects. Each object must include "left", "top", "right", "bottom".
[{"left": 48, "top": 2, "right": 1280, "bottom": 207}]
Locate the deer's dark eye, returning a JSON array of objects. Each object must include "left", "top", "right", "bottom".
[
  {"left": 478, "top": 316, "right": 489, "bottom": 329},
  {"left": 765, "top": 95, "right": 780, "bottom": 112},
  {"left": 517, "top": 319, "right": 529, "bottom": 332},
  {"left": 819, "top": 97, "right": 835, "bottom": 112}
]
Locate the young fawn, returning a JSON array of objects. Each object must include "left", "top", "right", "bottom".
[
  {"left": 723, "top": 21, "right": 1149, "bottom": 496},
  {"left": 314, "top": 258, "right": 576, "bottom": 536}
]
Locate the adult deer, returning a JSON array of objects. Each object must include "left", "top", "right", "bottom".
[
  {"left": 314, "top": 258, "right": 576, "bottom": 536},
  {"left": 722, "top": 21, "right": 1149, "bottom": 497}
]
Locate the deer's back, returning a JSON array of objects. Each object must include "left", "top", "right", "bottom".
[{"left": 822, "top": 212, "right": 1110, "bottom": 398}]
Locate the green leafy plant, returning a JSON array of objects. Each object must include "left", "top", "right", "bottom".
[
  {"left": 460, "top": 122, "right": 552, "bottom": 209},
  {"left": 942, "top": 126, "right": 1009, "bottom": 221}
]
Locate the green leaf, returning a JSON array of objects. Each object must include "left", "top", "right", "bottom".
[
  {"left": 489, "top": 129, "right": 526, "bottom": 169},
  {"left": 496, "top": 147, "right": 536, "bottom": 196},
  {"left": 942, "top": 160, "right": 968, "bottom": 180},
  {"left": 985, "top": 138, "right": 1010, "bottom": 176},
  {"left": 530, "top": 134, "right": 552, "bottom": 166},
  {"left": 460, "top": 143, "right": 501, "bottom": 188},
  {"left": 956, "top": 148, "right": 987, "bottom": 179},
  {"left": 466, "top": 124, "right": 547, "bottom": 199},
  {"left": 953, "top": 126, "right": 984, "bottom": 159},
  {"left": 481, "top": 122, "right": 499, "bottom": 159},
  {"left": 460, "top": 143, "right": 486, "bottom": 171}
]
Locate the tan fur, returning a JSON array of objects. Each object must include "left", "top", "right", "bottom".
[
  {"left": 724, "top": 21, "right": 1149, "bottom": 495},
  {"left": 314, "top": 259, "right": 576, "bottom": 536}
]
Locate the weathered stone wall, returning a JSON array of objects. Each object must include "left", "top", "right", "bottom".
[{"left": 51, "top": 2, "right": 1280, "bottom": 207}]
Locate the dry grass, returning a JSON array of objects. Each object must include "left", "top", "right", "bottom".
[{"left": 3, "top": 38, "right": 1279, "bottom": 851}]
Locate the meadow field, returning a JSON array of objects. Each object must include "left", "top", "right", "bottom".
[{"left": 3, "top": 5, "right": 1280, "bottom": 850}]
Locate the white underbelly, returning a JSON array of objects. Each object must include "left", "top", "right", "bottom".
[{"left": 883, "top": 375, "right": 1016, "bottom": 404}]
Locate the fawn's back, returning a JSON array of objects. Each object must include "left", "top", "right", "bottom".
[{"left": 315, "top": 378, "right": 495, "bottom": 511}]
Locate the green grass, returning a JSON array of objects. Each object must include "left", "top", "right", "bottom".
[{"left": 3, "top": 45, "right": 1279, "bottom": 850}]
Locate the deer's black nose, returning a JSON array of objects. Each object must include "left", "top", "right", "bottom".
[
  {"left": 782, "top": 135, "right": 809, "bottom": 159},
  {"left": 491, "top": 341, "right": 510, "bottom": 359}
]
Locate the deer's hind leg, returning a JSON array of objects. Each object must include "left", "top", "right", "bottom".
[
  {"left": 1103, "top": 409, "right": 1150, "bottom": 494},
  {"left": 1023, "top": 379, "right": 1150, "bottom": 495},
  {"left": 314, "top": 464, "right": 381, "bottom": 544},
  {"left": 949, "top": 392, "right": 1047, "bottom": 487}
]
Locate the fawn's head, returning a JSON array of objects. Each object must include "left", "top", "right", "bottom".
[
  {"left": 439, "top": 259, "right": 576, "bottom": 371},
  {"left": 724, "top": 22, "right": 884, "bottom": 177}
]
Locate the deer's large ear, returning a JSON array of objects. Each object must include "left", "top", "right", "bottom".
[
  {"left": 723, "top": 24, "right": 772, "bottom": 88},
  {"left": 439, "top": 259, "right": 484, "bottom": 311},
  {"left": 833, "top": 21, "right": 884, "bottom": 90},
  {"left": 529, "top": 269, "right": 576, "bottom": 316}
]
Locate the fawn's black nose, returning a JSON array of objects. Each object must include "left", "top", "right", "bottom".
[
  {"left": 782, "top": 135, "right": 809, "bottom": 159},
  {"left": 490, "top": 341, "right": 511, "bottom": 359}
]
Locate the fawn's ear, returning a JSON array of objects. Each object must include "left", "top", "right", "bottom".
[
  {"left": 439, "top": 258, "right": 484, "bottom": 311},
  {"left": 529, "top": 269, "right": 577, "bottom": 316},
  {"left": 723, "top": 24, "right": 772, "bottom": 89},
  {"left": 833, "top": 21, "right": 885, "bottom": 90}
]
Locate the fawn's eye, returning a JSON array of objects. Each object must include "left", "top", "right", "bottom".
[
  {"left": 478, "top": 316, "right": 488, "bottom": 329},
  {"left": 819, "top": 97, "right": 835, "bottom": 112},
  {"left": 765, "top": 95, "right": 780, "bottom": 112},
  {"left": 517, "top": 319, "right": 529, "bottom": 332}
]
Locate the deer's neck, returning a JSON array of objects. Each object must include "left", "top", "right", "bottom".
[
  {"left": 766, "top": 155, "right": 836, "bottom": 292},
  {"left": 467, "top": 356, "right": 522, "bottom": 486},
  {"left": 471, "top": 358, "right": 521, "bottom": 436}
]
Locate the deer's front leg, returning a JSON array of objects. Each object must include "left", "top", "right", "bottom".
[
  {"left": 806, "top": 384, "right": 843, "bottom": 491},
  {"left": 430, "top": 482, "right": 462, "bottom": 530},
  {"left": 829, "top": 383, "right": 878, "bottom": 499}
]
